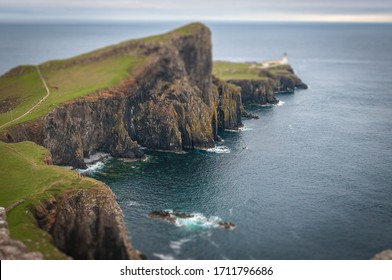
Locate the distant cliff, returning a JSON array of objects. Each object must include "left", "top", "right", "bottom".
[{"left": 213, "top": 62, "right": 307, "bottom": 105}]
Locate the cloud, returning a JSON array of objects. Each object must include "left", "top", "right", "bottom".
[{"left": 0, "top": 0, "right": 391, "bottom": 22}]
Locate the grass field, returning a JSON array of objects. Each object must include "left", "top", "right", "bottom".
[
  {"left": 0, "top": 141, "right": 104, "bottom": 259},
  {"left": 213, "top": 61, "right": 294, "bottom": 81},
  {"left": 0, "top": 56, "right": 146, "bottom": 130}
]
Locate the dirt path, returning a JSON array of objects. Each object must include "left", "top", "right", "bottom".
[{"left": 0, "top": 66, "right": 50, "bottom": 129}]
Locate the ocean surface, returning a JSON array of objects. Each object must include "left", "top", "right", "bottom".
[{"left": 1, "top": 22, "right": 392, "bottom": 259}]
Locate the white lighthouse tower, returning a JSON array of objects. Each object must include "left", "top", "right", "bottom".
[{"left": 281, "top": 52, "right": 288, "bottom": 65}]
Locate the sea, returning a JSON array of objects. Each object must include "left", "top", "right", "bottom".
[{"left": 1, "top": 22, "right": 392, "bottom": 260}]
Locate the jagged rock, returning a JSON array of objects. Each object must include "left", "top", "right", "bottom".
[
  {"left": 218, "top": 221, "right": 236, "bottom": 229},
  {"left": 241, "top": 110, "right": 259, "bottom": 120},
  {"left": 0, "top": 207, "right": 43, "bottom": 260},
  {"left": 372, "top": 249, "right": 392, "bottom": 260},
  {"left": 33, "top": 188, "right": 143, "bottom": 260}
]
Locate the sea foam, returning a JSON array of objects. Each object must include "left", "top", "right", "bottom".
[{"left": 206, "top": 145, "right": 231, "bottom": 154}]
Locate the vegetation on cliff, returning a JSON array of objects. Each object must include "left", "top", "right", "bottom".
[
  {"left": 213, "top": 61, "right": 307, "bottom": 105},
  {"left": 0, "top": 141, "right": 141, "bottom": 259}
]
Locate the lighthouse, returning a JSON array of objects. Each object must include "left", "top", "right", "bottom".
[{"left": 282, "top": 52, "right": 288, "bottom": 65}]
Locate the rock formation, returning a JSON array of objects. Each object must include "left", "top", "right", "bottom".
[
  {"left": 33, "top": 187, "right": 143, "bottom": 260},
  {"left": 227, "top": 65, "right": 307, "bottom": 105},
  {"left": 0, "top": 207, "right": 43, "bottom": 260}
]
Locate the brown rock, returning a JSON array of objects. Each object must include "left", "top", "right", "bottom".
[{"left": 372, "top": 249, "right": 392, "bottom": 260}]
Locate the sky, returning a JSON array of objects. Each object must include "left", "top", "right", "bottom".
[{"left": 0, "top": 0, "right": 391, "bottom": 23}]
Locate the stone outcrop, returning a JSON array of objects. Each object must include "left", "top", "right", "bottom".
[
  {"left": 228, "top": 65, "right": 307, "bottom": 105},
  {"left": 0, "top": 207, "right": 43, "bottom": 260},
  {"left": 33, "top": 187, "right": 143, "bottom": 260}
]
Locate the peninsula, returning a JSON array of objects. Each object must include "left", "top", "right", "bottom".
[{"left": 0, "top": 23, "right": 306, "bottom": 259}]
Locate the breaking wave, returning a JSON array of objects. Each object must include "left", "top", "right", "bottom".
[{"left": 206, "top": 145, "right": 231, "bottom": 154}]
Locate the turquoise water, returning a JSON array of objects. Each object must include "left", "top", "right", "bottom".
[{"left": 1, "top": 22, "right": 392, "bottom": 259}]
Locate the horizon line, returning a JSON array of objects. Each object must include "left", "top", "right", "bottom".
[{"left": 1, "top": 18, "right": 392, "bottom": 24}]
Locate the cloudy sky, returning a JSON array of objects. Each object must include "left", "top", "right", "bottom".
[{"left": 1, "top": 0, "right": 391, "bottom": 23}]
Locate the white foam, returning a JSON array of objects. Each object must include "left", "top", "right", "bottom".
[
  {"left": 276, "top": 100, "right": 285, "bottom": 106},
  {"left": 127, "top": 200, "right": 141, "bottom": 207},
  {"left": 169, "top": 238, "right": 192, "bottom": 255},
  {"left": 239, "top": 125, "right": 254, "bottom": 131},
  {"left": 175, "top": 212, "right": 222, "bottom": 230},
  {"left": 77, "top": 160, "right": 105, "bottom": 174},
  {"left": 153, "top": 253, "right": 175, "bottom": 260},
  {"left": 206, "top": 145, "right": 231, "bottom": 154}
]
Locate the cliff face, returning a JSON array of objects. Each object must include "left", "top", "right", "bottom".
[
  {"left": 228, "top": 65, "right": 308, "bottom": 105},
  {"left": 2, "top": 23, "right": 241, "bottom": 168},
  {"left": 34, "top": 187, "right": 143, "bottom": 260},
  {"left": 213, "top": 77, "right": 242, "bottom": 130}
]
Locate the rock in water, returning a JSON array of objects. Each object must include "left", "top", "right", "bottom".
[{"left": 148, "top": 210, "right": 236, "bottom": 230}]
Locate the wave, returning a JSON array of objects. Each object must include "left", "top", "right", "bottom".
[
  {"left": 127, "top": 200, "right": 142, "bottom": 207},
  {"left": 239, "top": 125, "right": 254, "bottom": 131},
  {"left": 173, "top": 212, "right": 223, "bottom": 230},
  {"left": 206, "top": 145, "right": 231, "bottom": 154},
  {"left": 77, "top": 160, "right": 105, "bottom": 174},
  {"left": 276, "top": 101, "right": 285, "bottom": 106},
  {"left": 169, "top": 238, "right": 192, "bottom": 255}
]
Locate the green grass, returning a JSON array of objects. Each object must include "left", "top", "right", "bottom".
[
  {"left": 0, "top": 141, "right": 104, "bottom": 259},
  {"left": 0, "top": 66, "right": 47, "bottom": 126},
  {"left": 213, "top": 61, "right": 262, "bottom": 80},
  {"left": 0, "top": 56, "right": 146, "bottom": 129},
  {"left": 213, "top": 61, "right": 295, "bottom": 81}
]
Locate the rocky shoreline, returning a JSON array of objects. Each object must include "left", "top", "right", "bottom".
[{"left": 0, "top": 23, "right": 306, "bottom": 259}]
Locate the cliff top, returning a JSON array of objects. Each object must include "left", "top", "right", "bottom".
[
  {"left": 0, "top": 22, "right": 210, "bottom": 131},
  {"left": 213, "top": 60, "right": 297, "bottom": 81}
]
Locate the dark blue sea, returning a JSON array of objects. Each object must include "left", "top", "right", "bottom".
[{"left": 1, "top": 22, "right": 392, "bottom": 259}]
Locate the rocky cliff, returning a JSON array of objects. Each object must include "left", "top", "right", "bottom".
[
  {"left": 2, "top": 23, "right": 242, "bottom": 168},
  {"left": 33, "top": 186, "right": 143, "bottom": 260},
  {"left": 213, "top": 77, "right": 243, "bottom": 130},
  {"left": 227, "top": 65, "right": 308, "bottom": 105}
]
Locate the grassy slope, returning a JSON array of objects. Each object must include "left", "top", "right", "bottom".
[
  {"left": 0, "top": 56, "right": 145, "bottom": 129},
  {"left": 213, "top": 61, "right": 293, "bottom": 81},
  {"left": 0, "top": 141, "right": 105, "bottom": 259}
]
